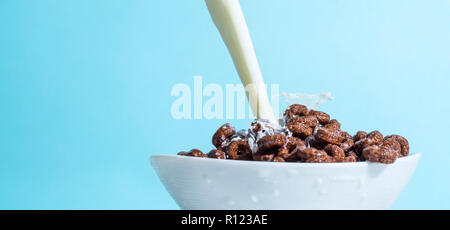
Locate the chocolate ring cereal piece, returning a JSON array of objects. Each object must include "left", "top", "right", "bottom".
[
  {"left": 250, "top": 120, "right": 268, "bottom": 135},
  {"left": 339, "top": 138, "right": 355, "bottom": 153},
  {"left": 338, "top": 131, "right": 355, "bottom": 152},
  {"left": 257, "top": 134, "right": 286, "bottom": 153},
  {"left": 353, "top": 131, "right": 367, "bottom": 142},
  {"left": 208, "top": 149, "right": 226, "bottom": 159},
  {"left": 384, "top": 135, "right": 409, "bottom": 157},
  {"left": 253, "top": 153, "right": 275, "bottom": 161},
  {"left": 298, "top": 115, "right": 320, "bottom": 127},
  {"left": 381, "top": 138, "right": 401, "bottom": 156},
  {"left": 226, "top": 139, "right": 252, "bottom": 160},
  {"left": 304, "top": 136, "right": 325, "bottom": 149},
  {"left": 287, "top": 115, "right": 319, "bottom": 138},
  {"left": 366, "top": 131, "right": 384, "bottom": 144},
  {"left": 343, "top": 151, "right": 359, "bottom": 162},
  {"left": 314, "top": 126, "right": 344, "bottom": 145},
  {"left": 306, "top": 154, "right": 335, "bottom": 163},
  {"left": 278, "top": 137, "right": 305, "bottom": 161},
  {"left": 178, "top": 149, "right": 207, "bottom": 158},
  {"left": 272, "top": 156, "right": 286, "bottom": 162},
  {"left": 254, "top": 153, "right": 286, "bottom": 162},
  {"left": 355, "top": 131, "right": 383, "bottom": 154},
  {"left": 284, "top": 104, "right": 309, "bottom": 122},
  {"left": 278, "top": 147, "right": 298, "bottom": 161},
  {"left": 324, "top": 119, "right": 341, "bottom": 130},
  {"left": 297, "top": 147, "right": 327, "bottom": 161},
  {"left": 287, "top": 122, "right": 313, "bottom": 138},
  {"left": 278, "top": 147, "right": 289, "bottom": 156},
  {"left": 212, "top": 123, "right": 236, "bottom": 148},
  {"left": 309, "top": 110, "right": 330, "bottom": 125},
  {"left": 286, "top": 136, "right": 304, "bottom": 149},
  {"left": 324, "top": 144, "right": 345, "bottom": 162},
  {"left": 249, "top": 120, "right": 276, "bottom": 140},
  {"left": 250, "top": 121, "right": 262, "bottom": 135},
  {"left": 362, "top": 145, "right": 398, "bottom": 164},
  {"left": 341, "top": 131, "right": 352, "bottom": 140}
]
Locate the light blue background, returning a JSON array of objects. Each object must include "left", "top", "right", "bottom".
[{"left": 0, "top": 0, "right": 449, "bottom": 209}]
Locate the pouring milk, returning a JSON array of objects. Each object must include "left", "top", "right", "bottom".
[{"left": 205, "top": 0, "right": 278, "bottom": 125}]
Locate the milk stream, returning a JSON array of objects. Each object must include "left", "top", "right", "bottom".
[{"left": 205, "top": 0, "right": 278, "bottom": 125}]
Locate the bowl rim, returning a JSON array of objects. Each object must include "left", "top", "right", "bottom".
[{"left": 150, "top": 153, "right": 421, "bottom": 168}]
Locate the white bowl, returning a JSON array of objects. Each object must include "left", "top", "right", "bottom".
[{"left": 150, "top": 154, "right": 420, "bottom": 210}]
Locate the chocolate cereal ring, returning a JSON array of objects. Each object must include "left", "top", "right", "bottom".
[
  {"left": 324, "top": 119, "right": 341, "bottom": 130},
  {"left": 284, "top": 104, "right": 309, "bottom": 123},
  {"left": 226, "top": 139, "right": 252, "bottom": 160},
  {"left": 257, "top": 134, "right": 286, "bottom": 153},
  {"left": 178, "top": 149, "right": 207, "bottom": 158},
  {"left": 355, "top": 131, "right": 383, "bottom": 154},
  {"left": 338, "top": 131, "right": 354, "bottom": 152},
  {"left": 208, "top": 149, "right": 226, "bottom": 159},
  {"left": 309, "top": 110, "right": 330, "bottom": 125},
  {"left": 278, "top": 137, "right": 305, "bottom": 161},
  {"left": 353, "top": 131, "right": 367, "bottom": 142},
  {"left": 212, "top": 123, "right": 236, "bottom": 148},
  {"left": 253, "top": 153, "right": 275, "bottom": 161},
  {"left": 287, "top": 115, "right": 319, "bottom": 138},
  {"left": 272, "top": 156, "right": 286, "bottom": 162},
  {"left": 324, "top": 144, "right": 345, "bottom": 162},
  {"left": 297, "top": 147, "right": 328, "bottom": 161},
  {"left": 384, "top": 135, "right": 409, "bottom": 157},
  {"left": 306, "top": 154, "right": 335, "bottom": 163},
  {"left": 362, "top": 145, "right": 397, "bottom": 164},
  {"left": 343, "top": 151, "right": 359, "bottom": 162},
  {"left": 339, "top": 138, "right": 355, "bottom": 153},
  {"left": 314, "top": 126, "right": 344, "bottom": 145}
]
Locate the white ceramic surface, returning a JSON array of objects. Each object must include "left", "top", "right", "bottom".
[{"left": 151, "top": 154, "right": 420, "bottom": 210}]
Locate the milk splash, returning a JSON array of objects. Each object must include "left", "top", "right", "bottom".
[{"left": 280, "top": 92, "right": 334, "bottom": 110}]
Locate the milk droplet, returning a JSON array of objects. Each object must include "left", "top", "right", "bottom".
[{"left": 251, "top": 195, "right": 259, "bottom": 203}]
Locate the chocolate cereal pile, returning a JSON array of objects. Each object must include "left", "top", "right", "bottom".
[{"left": 178, "top": 104, "right": 409, "bottom": 164}]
